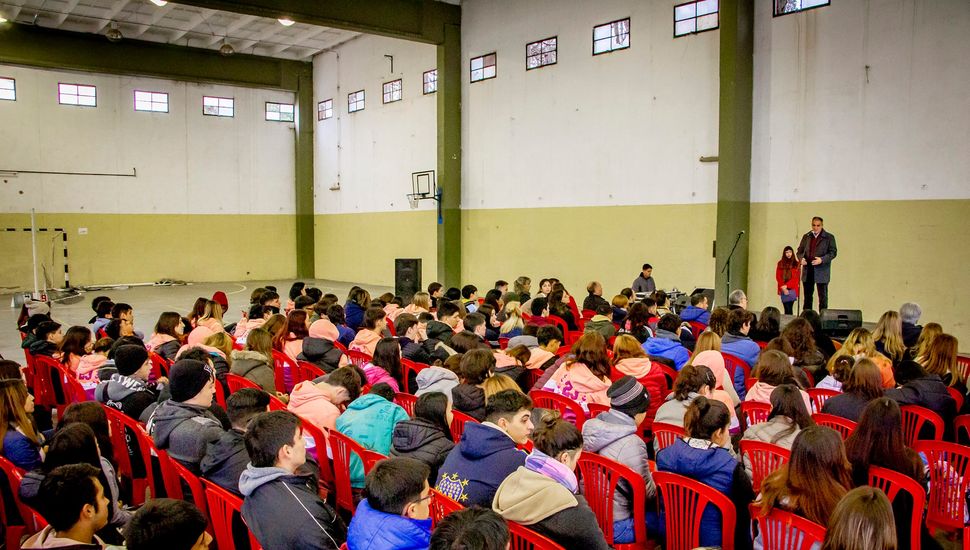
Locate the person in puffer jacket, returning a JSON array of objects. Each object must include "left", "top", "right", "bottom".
[
  {"left": 451, "top": 350, "right": 492, "bottom": 421},
  {"left": 240, "top": 411, "right": 346, "bottom": 550},
  {"left": 415, "top": 366, "right": 460, "bottom": 403},
  {"left": 146, "top": 359, "right": 225, "bottom": 473},
  {"left": 347, "top": 458, "right": 433, "bottom": 550},
  {"left": 200, "top": 388, "right": 270, "bottom": 496},
  {"left": 642, "top": 314, "right": 690, "bottom": 370},
  {"left": 581, "top": 376, "right": 657, "bottom": 544},
  {"left": 611, "top": 335, "right": 667, "bottom": 426},
  {"left": 299, "top": 319, "right": 348, "bottom": 373},
  {"left": 884, "top": 359, "right": 957, "bottom": 440},
  {"left": 391, "top": 392, "right": 455, "bottom": 483},
  {"left": 95, "top": 345, "right": 164, "bottom": 423},
  {"left": 336, "top": 386, "right": 409, "bottom": 488},
  {"left": 656, "top": 397, "right": 754, "bottom": 550}
]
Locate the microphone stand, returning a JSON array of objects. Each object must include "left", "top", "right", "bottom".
[{"left": 721, "top": 231, "right": 745, "bottom": 299}]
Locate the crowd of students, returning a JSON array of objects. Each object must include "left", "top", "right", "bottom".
[{"left": 1, "top": 278, "right": 964, "bottom": 549}]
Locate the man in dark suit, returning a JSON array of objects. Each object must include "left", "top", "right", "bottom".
[{"left": 796, "top": 216, "right": 837, "bottom": 311}]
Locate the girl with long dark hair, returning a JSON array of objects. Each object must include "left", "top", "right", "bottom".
[
  {"left": 776, "top": 245, "right": 801, "bottom": 314},
  {"left": 391, "top": 391, "right": 455, "bottom": 482}
]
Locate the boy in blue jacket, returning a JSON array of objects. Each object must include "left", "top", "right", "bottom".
[
  {"left": 347, "top": 458, "right": 432, "bottom": 550},
  {"left": 679, "top": 293, "right": 711, "bottom": 326},
  {"left": 435, "top": 389, "right": 533, "bottom": 507},
  {"left": 722, "top": 309, "right": 761, "bottom": 398},
  {"left": 642, "top": 314, "right": 691, "bottom": 370}
]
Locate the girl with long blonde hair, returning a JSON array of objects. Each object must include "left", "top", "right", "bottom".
[
  {"left": 499, "top": 302, "right": 525, "bottom": 338},
  {"left": 0, "top": 379, "right": 43, "bottom": 470},
  {"left": 872, "top": 311, "right": 905, "bottom": 364}
]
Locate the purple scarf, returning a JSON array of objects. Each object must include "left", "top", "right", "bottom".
[{"left": 524, "top": 449, "right": 578, "bottom": 494}]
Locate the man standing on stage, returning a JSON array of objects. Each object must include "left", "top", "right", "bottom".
[{"left": 796, "top": 216, "right": 837, "bottom": 311}]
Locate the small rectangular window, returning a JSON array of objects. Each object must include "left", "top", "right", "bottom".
[
  {"left": 58, "top": 83, "right": 97, "bottom": 107},
  {"left": 0, "top": 78, "right": 15, "bottom": 101},
  {"left": 526, "top": 37, "right": 557, "bottom": 70},
  {"left": 348, "top": 90, "right": 365, "bottom": 113},
  {"left": 317, "top": 99, "right": 333, "bottom": 120},
  {"left": 383, "top": 79, "right": 402, "bottom": 104},
  {"left": 133, "top": 90, "right": 169, "bottom": 113},
  {"left": 265, "top": 101, "right": 295, "bottom": 122},
  {"left": 203, "top": 96, "right": 234, "bottom": 117},
  {"left": 423, "top": 70, "right": 437, "bottom": 95},
  {"left": 674, "top": 0, "right": 719, "bottom": 37},
  {"left": 592, "top": 18, "right": 630, "bottom": 55},
  {"left": 774, "top": 0, "right": 829, "bottom": 16},
  {"left": 470, "top": 53, "right": 497, "bottom": 83}
]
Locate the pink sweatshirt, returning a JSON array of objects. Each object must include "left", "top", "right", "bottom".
[
  {"left": 543, "top": 361, "right": 611, "bottom": 411},
  {"left": 288, "top": 381, "right": 342, "bottom": 433},
  {"left": 75, "top": 354, "right": 107, "bottom": 382},
  {"left": 350, "top": 329, "right": 381, "bottom": 356}
]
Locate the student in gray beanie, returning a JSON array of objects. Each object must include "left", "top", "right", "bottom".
[
  {"left": 580, "top": 375, "right": 656, "bottom": 544},
  {"left": 146, "top": 359, "right": 225, "bottom": 473},
  {"left": 95, "top": 344, "right": 167, "bottom": 423}
]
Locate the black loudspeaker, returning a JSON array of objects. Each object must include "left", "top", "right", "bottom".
[
  {"left": 820, "top": 309, "right": 863, "bottom": 337},
  {"left": 395, "top": 259, "right": 422, "bottom": 303}
]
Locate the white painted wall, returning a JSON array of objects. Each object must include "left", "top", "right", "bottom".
[
  {"left": 461, "top": 0, "right": 720, "bottom": 210},
  {"left": 0, "top": 64, "right": 295, "bottom": 215},
  {"left": 751, "top": 0, "right": 970, "bottom": 203},
  {"left": 313, "top": 35, "right": 438, "bottom": 214}
]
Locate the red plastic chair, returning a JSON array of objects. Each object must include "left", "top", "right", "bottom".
[
  {"left": 739, "top": 440, "right": 790, "bottom": 493},
  {"left": 811, "top": 413, "right": 856, "bottom": 439},
  {"left": 0, "top": 455, "right": 47, "bottom": 549},
  {"left": 345, "top": 349, "right": 372, "bottom": 368},
  {"left": 688, "top": 321, "right": 705, "bottom": 339},
  {"left": 499, "top": 337, "right": 510, "bottom": 349},
  {"left": 329, "top": 429, "right": 371, "bottom": 517},
  {"left": 956, "top": 415, "right": 970, "bottom": 444},
  {"left": 202, "top": 479, "right": 262, "bottom": 550},
  {"left": 868, "top": 465, "right": 925, "bottom": 550},
  {"left": 655, "top": 363, "right": 679, "bottom": 390},
  {"left": 806, "top": 388, "right": 840, "bottom": 414},
  {"left": 750, "top": 503, "right": 826, "bottom": 550},
  {"left": 297, "top": 361, "right": 325, "bottom": 382},
  {"left": 722, "top": 353, "right": 752, "bottom": 391},
  {"left": 148, "top": 351, "right": 171, "bottom": 383},
  {"left": 546, "top": 315, "right": 570, "bottom": 337},
  {"left": 295, "top": 418, "right": 334, "bottom": 499},
  {"left": 949, "top": 387, "right": 965, "bottom": 412},
  {"left": 653, "top": 471, "right": 736, "bottom": 550},
  {"left": 900, "top": 405, "right": 944, "bottom": 446},
  {"left": 32, "top": 355, "right": 66, "bottom": 409},
  {"left": 756, "top": 340, "right": 769, "bottom": 350},
  {"left": 333, "top": 340, "right": 349, "bottom": 353},
  {"left": 587, "top": 403, "right": 610, "bottom": 418},
  {"left": 529, "top": 389, "right": 587, "bottom": 430},
  {"left": 395, "top": 392, "right": 418, "bottom": 416},
  {"left": 430, "top": 488, "right": 463, "bottom": 527},
  {"left": 652, "top": 422, "right": 686, "bottom": 452},
  {"left": 213, "top": 377, "right": 227, "bottom": 409},
  {"left": 956, "top": 356, "right": 970, "bottom": 384},
  {"left": 226, "top": 374, "right": 287, "bottom": 410},
  {"left": 509, "top": 520, "right": 567, "bottom": 550},
  {"left": 450, "top": 410, "right": 478, "bottom": 442},
  {"left": 915, "top": 440, "right": 970, "bottom": 546},
  {"left": 160, "top": 451, "right": 208, "bottom": 519},
  {"left": 577, "top": 453, "right": 650, "bottom": 549},
  {"left": 271, "top": 350, "right": 299, "bottom": 393},
  {"left": 400, "top": 358, "right": 430, "bottom": 394},
  {"left": 741, "top": 401, "right": 772, "bottom": 428},
  {"left": 103, "top": 405, "right": 157, "bottom": 505}
]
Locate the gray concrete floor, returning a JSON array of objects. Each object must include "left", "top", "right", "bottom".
[{"left": 1, "top": 279, "right": 393, "bottom": 363}]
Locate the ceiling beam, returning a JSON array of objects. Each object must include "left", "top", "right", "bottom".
[
  {"left": 167, "top": 0, "right": 460, "bottom": 45},
  {"left": 205, "top": 13, "right": 257, "bottom": 46},
  {"left": 267, "top": 25, "right": 328, "bottom": 56},
  {"left": 168, "top": 7, "right": 215, "bottom": 42},
  {"left": 54, "top": 0, "right": 81, "bottom": 26},
  {"left": 94, "top": 0, "right": 132, "bottom": 33},
  {"left": 130, "top": 2, "right": 175, "bottom": 38}
]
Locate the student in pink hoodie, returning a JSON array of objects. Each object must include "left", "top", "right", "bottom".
[
  {"left": 75, "top": 338, "right": 113, "bottom": 383},
  {"left": 745, "top": 350, "right": 811, "bottom": 413},
  {"left": 196, "top": 300, "right": 225, "bottom": 334},
  {"left": 58, "top": 326, "right": 93, "bottom": 375},
  {"left": 233, "top": 304, "right": 272, "bottom": 342},
  {"left": 363, "top": 338, "right": 402, "bottom": 392},
  {"left": 287, "top": 365, "right": 363, "bottom": 432},
  {"left": 610, "top": 334, "right": 666, "bottom": 424},
  {"left": 524, "top": 326, "right": 564, "bottom": 371},
  {"left": 350, "top": 306, "right": 386, "bottom": 356},
  {"left": 542, "top": 332, "right": 612, "bottom": 412},
  {"left": 402, "top": 291, "right": 432, "bottom": 317},
  {"left": 147, "top": 311, "right": 184, "bottom": 362}
]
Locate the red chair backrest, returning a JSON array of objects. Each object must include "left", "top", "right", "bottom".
[
  {"left": 739, "top": 440, "right": 790, "bottom": 493},
  {"left": 32, "top": 355, "right": 64, "bottom": 408},
  {"left": 741, "top": 401, "right": 771, "bottom": 428},
  {"left": 401, "top": 358, "right": 430, "bottom": 394},
  {"left": 587, "top": 403, "right": 609, "bottom": 418},
  {"left": 956, "top": 414, "right": 970, "bottom": 445},
  {"left": 688, "top": 321, "right": 705, "bottom": 339},
  {"left": 103, "top": 405, "right": 156, "bottom": 505},
  {"left": 53, "top": 363, "right": 89, "bottom": 404},
  {"left": 213, "top": 377, "right": 227, "bottom": 409},
  {"left": 656, "top": 364, "right": 679, "bottom": 390},
  {"left": 334, "top": 341, "right": 349, "bottom": 353},
  {"left": 163, "top": 452, "right": 208, "bottom": 518},
  {"left": 430, "top": 488, "right": 463, "bottom": 528},
  {"left": 297, "top": 361, "right": 326, "bottom": 382},
  {"left": 955, "top": 356, "right": 970, "bottom": 384},
  {"left": 721, "top": 353, "right": 752, "bottom": 391},
  {"left": 868, "top": 465, "right": 925, "bottom": 550},
  {"left": 948, "top": 387, "right": 965, "bottom": 412},
  {"left": 806, "top": 388, "right": 840, "bottom": 414},
  {"left": 202, "top": 479, "right": 262, "bottom": 550},
  {"left": 653, "top": 471, "right": 736, "bottom": 550},
  {"left": 546, "top": 315, "right": 569, "bottom": 336},
  {"left": 529, "top": 389, "right": 586, "bottom": 430},
  {"left": 498, "top": 337, "right": 510, "bottom": 349},
  {"left": 749, "top": 503, "right": 826, "bottom": 550},
  {"left": 329, "top": 429, "right": 369, "bottom": 517},
  {"left": 345, "top": 350, "right": 372, "bottom": 368},
  {"left": 450, "top": 410, "right": 478, "bottom": 442},
  {"left": 296, "top": 418, "right": 334, "bottom": 499},
  {"left": 900, "top": 404, "right": 944, "bottom": 446},
  {"left": 508, "top": 520, "right": 567, "bottom": 550},
  {"left": 915, "top": 440, "right": 970, "bottom": 532},
  {"left": 811, "top": 413, "right": 856, "bottom": 439},
  {"left": 0, "top": 454, "right": 47, "bottom": 546},
  {"left": 577, "top": 453, "right": 648, "bottom": 547},
  {"left": 652, "top": 422, "right": 686, "bottom": 452},
  {"left": 149, "top": 352, "right": 171, "bottom": 383},
  {"left": 226, "top": 373, "right": 261, "bottom": 392},
  {"left": 271, "top": 350, "right": 299, "bottom": 393},
  {"left": 395, "top": 392, "right": 418, "bottom": 416}
]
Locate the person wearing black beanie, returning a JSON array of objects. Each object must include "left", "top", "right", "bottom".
[
  {"left": 95, "top": 344, "right": 164, "bottom": 423},
  {"left": 580, "top": 376, "right": 656, "bottom": 544},
  {"left": 146, "top": 359, "right": 225, "bottom": 473}
]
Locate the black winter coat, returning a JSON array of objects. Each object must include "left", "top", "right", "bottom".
[
  {"left": 885, "top": 374, "right": 958, "bottom": 440},
  {"left": 452, "top": 384, "right": 486, "bottom": 421},
  {"left": 298, "top": 336, "right": 343, "bottom": 373},
  {"left": 821, "top": 392, "right": 874, "bottom": 423},
  {"left": 391, "top": 418, "right": 455, "bottom": 483}
]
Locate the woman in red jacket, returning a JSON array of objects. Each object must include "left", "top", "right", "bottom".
[{"left": 776, "top": 246, "right": 801, "bottom": 314}]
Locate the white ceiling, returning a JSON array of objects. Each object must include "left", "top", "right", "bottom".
[{"left": 0, "top": 0, "right": 362, "bottom": 60}]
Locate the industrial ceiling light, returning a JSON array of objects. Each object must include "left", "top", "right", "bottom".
[
  {"left": 0, "top": 16, "right": 7, "bottom": 23},
  {"left": 277, "top": 17, "right": 294, "bottom": 26},
  {"left": 105, "top": 23, "right": 123, "bottom": 42},
  {"left": 149, "top": 0, "right": 167, "bottom": 6},
  {"left": 219, "top": 42, "right": 235, "bottom": 56}
]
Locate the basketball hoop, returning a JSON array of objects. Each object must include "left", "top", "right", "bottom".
[{"left": 407, "top": 170, "right": 439, "bottom": 209}]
